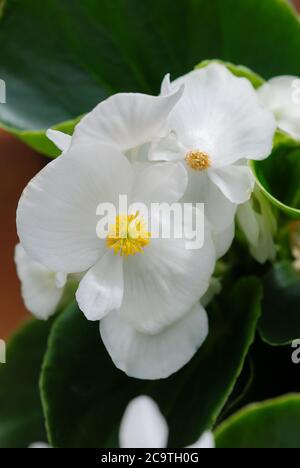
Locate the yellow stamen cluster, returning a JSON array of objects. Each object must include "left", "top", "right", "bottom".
[
  {"left": 185, "top": 150, "right": 211, "bottom": 171},
  {"left": 106, "top": 213, "right": 151, "bottom": 257}
]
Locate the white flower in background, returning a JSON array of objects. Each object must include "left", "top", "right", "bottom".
[
  {"left": 29, "top": 442, "right": 50, "bottom": 449},
  {"left": 119, "top": 396, "right": 215, "bottom": 449},
  {"left": 293, "top": 250, "right": 300, "bottom": 272},
  {"left": 17, "top": 84, "right": 216, "bottom": 380},
  {"left": 149, "top": 64, "right": 276, "bottom": 257},
  {"left": 258, "top": 76, "right": 300, "bottom": 140},
  {"left": 188, "top": 430, "right": 215, "bottom": 449},
  {"left": 237, "top": 188, "right": 277, "bottom": 264},
  {"left": 14, "top": 244, "right": 67, "bottom": 320}
]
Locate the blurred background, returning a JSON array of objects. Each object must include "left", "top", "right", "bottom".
[
  {"left": 0, "top": 132, "right": 45, "bottom": 337},
  {"left": 1, "top": 0, "right": 300, "bottom": 339}
]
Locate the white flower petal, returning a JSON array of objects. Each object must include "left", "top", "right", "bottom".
[
  {"left": 72, "top": 87, "right": 184, "bottom": 152},
  {"left": 76, "top": 252, "right": 124, "bottom": 321},
  {"left": 208, "top": 164, "right": 255, "bottom": 204},
  {"left": 46, "top": 129, "right": 72, "bottom": 153},
  {"left": 117, "top": 212, "right": 215, "bottom": 334},
  {"left": 131, "top": 162, "right": 188, "bottom": 206},
  {"left": 15, "top": 244, "right": 65, "bottom": 320},
  {"left": 155, "top": 64, "right": 276, "bottom": 166},
  {"left": 100, "top": 302, "right": 209, "bottom": 380},
  {"left": 119, "top": 396, "right": 168, "bottom": 448},
  {"left": 205, "top": 188, "right": 236, "bottom": 259},
  {"left": 149, "top": 132, "right": 186, "bottom": 162},
  {"left": 258, "top": 76, "right": 300, "bottom": 140},
  {"left": 237, "top": 201, "right": 260, "bottom": 247},
  {"left": 181, "top": 168, "right": 237, "bottom": 259},
  {"left": 250, "top": 215, "right": 277, "bottom": 264},
  {"left": 160, "top": 74, "right": 172, "bottom": 95},
  {"left": 238, "top": 189, "right": 277, "bottom": 264},
  {"left": 55, "top": 272, "right": 68, "bottom": 289},
  {"left": 17, "top": 143, "right": 133, "bottom": 273},
  {"left": 187, "top": 431, "right": 215, "bottom": 449}
]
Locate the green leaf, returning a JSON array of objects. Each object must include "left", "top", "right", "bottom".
[
  {"left": 252, "top": 138, "right": 300, "bottom": 219},
  {"left": 259, "top": 261, "right": 300, "bottom": 346},
  {"left": 0, "top": 318, "right": 54, "bottom": 448},
  {"left": 1, "top": 0, "right": 300, "bottom": 156},
  {"left": 40, "top": 278, "right": 262, "bottom": 448},
  {"left": 215, "top": 394, "right": 300, "bottom": 448},
  {"left": 1, "top": 117, "right": 82, "bottom": 159},
  {"left": 219, "top": 356, "right": 255, "bottom": 422}
]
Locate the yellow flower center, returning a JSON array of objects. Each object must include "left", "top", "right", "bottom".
[
  {"left": 185, "top": 150, "right": 211, "bottom": 171},
  {"left": 106, "top": 212, "right": 151, "bottom": 257}
]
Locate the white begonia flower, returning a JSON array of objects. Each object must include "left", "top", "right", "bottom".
[
  {"left": 14, "top": 244, "right": 67, "bottom": 320},
  {"left": 149, "top": 64, "right": 276, "bottom": 256},
  {"left": 119, "top": 396, "right": 215, "bottom": 449},
  {"left": 258, "top": 76, "right": 300, "bottom": 141},
  {"left": 151, "top": 65, "right": 276, "bottom": 204},
  {"left": 45, "top": 67, "right": 267, "bottom": 260},
  {"left": 17, "top": 86, "right": 216, "bottom": 380},
  {"left": 237, "top": 188, "right": 277, "bottom": 264}
]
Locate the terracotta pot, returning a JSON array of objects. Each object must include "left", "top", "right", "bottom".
[
  {"left": 0, "top": 130, "right": 46, "bottom": 339},
  {"left": 293, "top": 0, "right": 300, "bottom": 12}
]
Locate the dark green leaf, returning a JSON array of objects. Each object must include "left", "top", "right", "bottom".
[
  {"left": 1, "top": 0, "right": 300, "bottom": 156},
  {"left": 218, "top": 356, "right": 255, "bottom": 423},
  {"left": 239, "top": 337, "right": 300, "bottom": 409},
  {"left": 40, "top": 278, "right": 262, "bottom": 448},
  {"left": 259, "top": 261, "right": 300, "bottom": 345},
  {"left": 216, "top": 394, "right": 300, "bottom": 448},
  {"left": 0, "top": 318, "right": 53, "bottom": 448}
]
